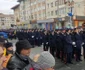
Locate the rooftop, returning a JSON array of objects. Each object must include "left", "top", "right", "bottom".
[
  {"left": 0, "top": 13, "right": 14, "bottom": 18},
  {"left": 11, "top": 4, "right": 20, "bottom": 10}
]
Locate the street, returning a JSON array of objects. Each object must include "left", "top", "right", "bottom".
[{"left": 9, "top": 39, "right": 85, "bottom": 70}]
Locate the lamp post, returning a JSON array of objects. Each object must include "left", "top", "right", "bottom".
[{"left": 65, "top": 0, "right": 74, "bottom": 28}]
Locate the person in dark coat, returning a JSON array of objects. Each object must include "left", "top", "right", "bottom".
[
  {"left": 74, "top": 28, "right": 82, "bottom": 62},
  {"left": 49, "top": 31, "right": 56, "bottom": 57},
  {"left": 23, "top": 30, "right": 28, "bottom": 40},
  {"left": 71, "top": 29, "right": 77, "bottom": 59},
  {"left": 60, "top": 29, "right": 66, "bottom": 62},
  {"left": 16, "top": 30, "right": 24, "bottom": 40},
  {"left": 37, "top": 29, "right": 43, "bottom": 46},
  {"left": 64, "top": 29, "right": 73, "bottom": 64},
  {"left": 82, "top": 30, "right": 85, "bottom": 59},
  {"left": 7, "top": 40, "right": 33, "bottom": 70},
  {"left": 5, "top": 42, "right": 13, "bottom": 55},
  {"left": 39, "top": 30, "right": 43, "bottom": 46},
  {"left": 55, "top": 30, "right": 62, "bottom": 59},
  {"left": 42, "top": 31, "right": 49, "bottom": 51},
  {"left": 30, "top": 30, "right": 35, "bottom": 47}
]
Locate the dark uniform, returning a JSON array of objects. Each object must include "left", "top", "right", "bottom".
[
  {"left": 60, "top": 30, "right": 66, "bottom": 62},
  {"left": 71, "top": 31, "right": 76, "bottom": 59},
  {"left": 56, "top": 31, "right": 62, "bottom": 59},
  {"left": 82, "top": 31, "right": 85, "bottom": 59},
  {"left": 30, "top": 30, "right": 35, "bottom": 47},
  {"left": 42, "top": 31, "right": 49, "bottom": 51},
  {"left": 49, "top": 31, "right": 56, "bottom": 56},
  {"left": 16, "top": 30, "right": 25, "bottom": 40},
  {"left": 74, "top": 32, "right": 82, "bottom": 61},
  {"left": 64, "top": 30, "right": 73, "bottom": 64}
]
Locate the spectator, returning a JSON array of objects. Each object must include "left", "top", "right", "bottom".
[
  {"left": 33, "top": 51, "right": 55, "bottom": 70},
  {"left": 5, "top": 42, "right": 13, "bottom": 55},
  {"left": 0, "top": 42, "right": 7, "bottom": 70},
  {"left": 2, "top": 42, "right": 13, "bottom": 68},
  {"left": 7, "top": 40, "right": 33, "bottom": 70}
]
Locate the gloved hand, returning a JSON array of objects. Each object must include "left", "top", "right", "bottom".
[
  {"left": 72, "top": 42, "right": 76, "bottom": 45},
  {"left": 32, "top": 36, "right": 34, "bottom": 38},
  {"left": 46, "top": 42, "right": 48, "bottom": 44},
  {"left": 82, "top": 42, "right": 84, "bottom": 45}
]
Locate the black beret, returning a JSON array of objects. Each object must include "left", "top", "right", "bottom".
[{"left": 5, "top": 42, "right": 13, "bottom": 48}]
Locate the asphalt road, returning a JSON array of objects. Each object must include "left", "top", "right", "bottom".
[{"left": 9, "top": 39, "right": 85, "bottom": 70}]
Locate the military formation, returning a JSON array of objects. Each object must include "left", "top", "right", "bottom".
[
  {"left": 1, "top": 27, "right": 85, "bottom": 64},
  {"left": 6, "top": 27, "right": 85, "bottom": 64}
]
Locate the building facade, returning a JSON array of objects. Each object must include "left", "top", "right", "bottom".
[
  {"left": 17, "top": 0, "right": 46, "bottom": 29},
  {"left": 73, "top": 0, "right": 85, "bottom": 27},
  {"left": 46, "top": 0, "right": 66, "bottom": 29},
  {"left": 18, "top": 0, "right": 31, "bottom": 28},
  {"left": 16, "top": 0, "right": 85, "bottom": 29},
  {"left": 30, "top": 0, "right": 46, "bottom": 29},
  {"left": 46, "top": 0, "right": 85, "bottom": 29},
  {"left": 0, "top": 13, "right": 15, "bottom": 29},
  {"left": 12, "top": 4, "right": 21, "bottom": 28}
]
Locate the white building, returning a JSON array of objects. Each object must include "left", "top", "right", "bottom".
[
  {"left": 18, "top": 0, "right": 31, "bottom": 29},
  {"left": 0, "top": 13, "right": 15, "bottom": 29}
]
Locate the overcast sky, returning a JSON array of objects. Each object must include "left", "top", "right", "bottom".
[{"left": 0, "top": 0, "right": 19, "bottom": 14}]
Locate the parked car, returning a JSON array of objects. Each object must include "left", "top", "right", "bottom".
[{"left": 0, "top": 32, "right": 8, "bottom": 39}]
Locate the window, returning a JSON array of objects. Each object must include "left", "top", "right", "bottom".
[
  {"left": 55, "top": 10, "right": 58, "bottom": 15},
  {"left": 62, "top": 8, "right": 65, "bottom": 14},
  {"left": 55, "top": 1, "right": 58, "bottom": 6},
  {"left": 51, "top": 11, "right": 53, "bottom": 16},
  {"left": 43, "top": 11, "right": 45, "bottom": 17},
  {"left": 31, "top": 15, "right": 33, "bottom": 19},
  {"left": 35, "top": 14, "right": 37, "bottom": 18},
  {"left": 39, "top": 14, "right": 41, "bottom": 17},
  {"left": 59, "top": 0, "right": 64, "bottom": 5},
  {"left": 2, "top": 22, "right": 4, "bottom": 25},
  {"left": 51, "top": 2, "right": 53, "bottom": 7},
  {"left": 48, "top": 12, "right": 50, "bottom": 16},
  {"left": 48, "top": 4, "right": 49, "bottom": 8}
]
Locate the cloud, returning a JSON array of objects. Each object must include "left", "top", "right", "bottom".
[{"left": 0, "top": 0, "right": 18, "bottom": 14}]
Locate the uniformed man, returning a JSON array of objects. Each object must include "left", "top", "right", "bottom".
[
  {"left": 82, "top": 29, "right": 85, "bottom": 59},
  {"left": 60, "top": 29, "right": 66, "bottom": 62},
  {"left": 49, "top": 31, "right": 56, "bottom": 57},
  {"left": 30, "top": 29, "right": 35, "bottom": 47},
  {"left": 74, "top": 28, "right": 82, "bottom": 62},
  {"left": 55, "top": 29, "right": 62, "bottom": 59},
  {"left": 42, "top": 30, "right": 49, "bottom": 51},
  {"left": 64, "top": 29, "right": 73, "bottom": 64}
]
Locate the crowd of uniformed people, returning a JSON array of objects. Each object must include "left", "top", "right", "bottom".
[
  {"left": 5, "top": 27, "right": 85, "bottom": 64},
  {"left": 0, "top": 27, "right": 85, "bottom": 65}
]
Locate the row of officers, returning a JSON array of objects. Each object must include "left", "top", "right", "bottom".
[{"left": 11, "top": 28, "right": 85, "bottom": 64}]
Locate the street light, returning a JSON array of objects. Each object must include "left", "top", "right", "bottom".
[{"left": 65, "top": 0, "right": 74, "bottom": 28}]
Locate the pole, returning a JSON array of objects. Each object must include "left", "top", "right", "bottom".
[
  {"left": 69, "top": 6, "right": 72, "bottom": 28},
  {"left": 57, "top": 0, "right": 59, "bottom": 29}
]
